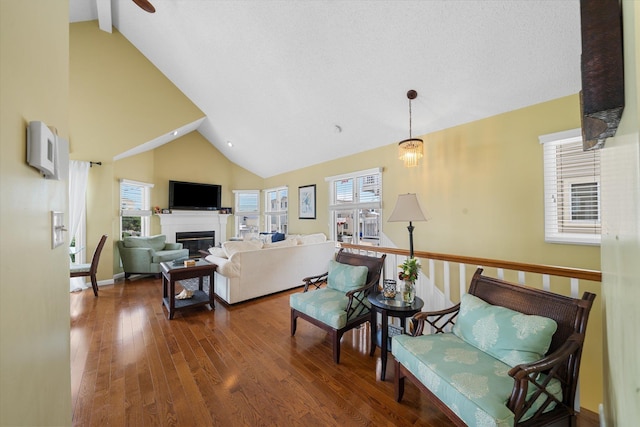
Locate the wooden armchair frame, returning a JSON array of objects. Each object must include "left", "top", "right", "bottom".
[
  {"left": 291, "top": 249, "right": 386, "bottom": 363},
  {"left": 395, "top": 268, "right": 595, "bottom": 426}
]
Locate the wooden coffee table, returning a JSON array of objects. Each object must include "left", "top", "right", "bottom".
[{"left": 160, "top": 258, "right": 216, "bottom": 319}]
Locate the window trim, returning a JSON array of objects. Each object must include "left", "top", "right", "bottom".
[
  {"left": 119, "top": 178, "right": 154, "bottom": 238},
  {"left": 233, "top": 189, "right": 260, "bottom": 238},
  {"left": 263, "top": 186, "right": 288, "bottom": 234},
  {"left": 539, "top": 129, "right": 601, "bottom": 246},
  {"left": 325, "top": 167, "right": 383, "bottom": 245}
]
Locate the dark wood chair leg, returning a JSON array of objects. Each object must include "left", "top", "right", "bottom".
[
  {"left": 332, "top": 331, "right": 341, "bottom": 363},
  {"left": 291, "top": 310, "right": 298, "bottom": 336},
  {"left": 90, "top": 274, "right": 99, "bottom": 297},
  {"left": 394, "top": 361, "right": 405, "bottom": 401}
]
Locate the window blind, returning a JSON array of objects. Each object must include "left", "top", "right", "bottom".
[{"left": 541, "top": 130, "right": 601, "bottom": 245}]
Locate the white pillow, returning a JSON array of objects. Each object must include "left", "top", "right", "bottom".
[
  {"left": 242, "top": 233, "right": 259, "bottom": 242},
  {"left": 222, "top": 240, "right": 263, "bottom": 257},
  {"left": 298, "top": 233, "right": 327, "bottom": 245},
  {"left": 207, "top": 247, "right": 228, "bottom": 259},
  {"left": 263, "top": 238, "right": 297, "bottom": 249}
]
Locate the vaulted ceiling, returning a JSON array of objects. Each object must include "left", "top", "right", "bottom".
[{"left": 69, "top": 0, "right": 582, "bottom": 178}]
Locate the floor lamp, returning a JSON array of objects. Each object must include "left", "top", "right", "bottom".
[{"left": 388, "top": 193, "right": 428, "bottom": 258}]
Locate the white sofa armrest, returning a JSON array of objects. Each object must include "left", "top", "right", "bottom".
[{"left": 205, "top": 255, "right": 240, "bottom": 278}]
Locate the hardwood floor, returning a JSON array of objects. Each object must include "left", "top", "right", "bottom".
[{"left": 70, "top": 277, "right": 598, "bottom": 426}]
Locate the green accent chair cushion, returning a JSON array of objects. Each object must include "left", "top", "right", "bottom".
[
  {"left": 326, "top": 259, "right": 368, "bottom": 293},
  {"left": 453, "top": 293, "right": 558, "bottom": 367},
  {"left": 123, "top": 234, "right": 166, "bottom": 251},
  {"left": 392, "top": 333, "right": 562, "bottom": 426},
  {"left": 289, "top": 288, "right": 370, "bottom": 330}
]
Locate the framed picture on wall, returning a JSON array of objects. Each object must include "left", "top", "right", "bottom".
[{"left": 298, "top": 184, "right": 316, "bottom": 219}]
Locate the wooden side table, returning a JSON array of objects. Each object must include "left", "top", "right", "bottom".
[
  {"left": 160, "top": 259, "right": 216, "bottom": 319},
  {"left": 368, "top": 293, "right": 424, "bottom": 381}
]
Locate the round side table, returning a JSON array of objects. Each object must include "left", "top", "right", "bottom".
[{"left": 368, "top": 293, "right": 424, "bottom": 381}]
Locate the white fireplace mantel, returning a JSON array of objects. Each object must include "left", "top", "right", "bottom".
[{"left": 158, "top": 211, "right": 230, "bottom": 246}]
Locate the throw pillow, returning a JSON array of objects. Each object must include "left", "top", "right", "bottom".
[
  {"left": 259, "top": 232, "right": 274, "bottom": 243},
  {"left": 222, "top": 240, "right": 263, "bottom": 258},
  {"left": 207, "top": 246, "right": 228, "bottom": 259},
  {"left": 326, "top": 259, "right": 368, "bottom": 293},
  {"left": 299, "top": 233, "right": 327, "bottom": 245},
  {"left": 452, "top": 293, "right": 558, "bottom": 367},
  {"left": 124, "top": 234, "right": 166, "bottom": 251},
  {"left": 263, "top": 238, "right": 296, "bottom": 249},
  {"left": 286, "top": 234, "right": 302, "bottom": 244},
  {"left": 272, "top": 232, "right": 286, "bottom": 242}
]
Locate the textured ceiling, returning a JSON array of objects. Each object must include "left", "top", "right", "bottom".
[{"left": 69, "top": 0, "right": 582, "bottom": 178}]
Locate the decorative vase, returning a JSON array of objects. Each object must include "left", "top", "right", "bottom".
[{"left": 400, "top": 281, "right": 415, "bottom": 304}]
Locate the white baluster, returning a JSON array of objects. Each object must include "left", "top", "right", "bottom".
[{"left": 444, "top": 261, "right": 451, "bottom": 303}]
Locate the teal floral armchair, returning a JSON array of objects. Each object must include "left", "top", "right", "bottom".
[
  {"left": 117, "top": 234, "right": 189, "bottom": 278},
  {"left": 290, "top": 249, "right": 386, "bottom": 363}
]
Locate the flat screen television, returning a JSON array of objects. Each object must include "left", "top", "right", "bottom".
[{"left": 169, "top": 180, "right": 222, "bottom": 211}]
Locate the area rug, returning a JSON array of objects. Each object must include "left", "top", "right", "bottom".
[{"left": 178, "top": 277, "right": 211, "bottom": 294}]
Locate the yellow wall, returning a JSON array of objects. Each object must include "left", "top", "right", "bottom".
[
  {"left": 601, "top": 1, "right": 640, "bottom": 425},
  {"left": 0, "top": 0, "right": 72, "bottom": 425},
  {"left": 69, "top": 21, "right": 204, "bottom": 160},
  {"left": 269, "top": 95, "right": 600, "bottom": 269},
  {"left": 70, "top": 21, "right": 206, "bottom": 279}
]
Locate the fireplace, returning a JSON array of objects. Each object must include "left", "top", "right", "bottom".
[
  {"left": 176, "top": 231, "right": 215, "bottom": 258},
  {"left": 158, "top": 211, "right": 229, "bottom": 248}
]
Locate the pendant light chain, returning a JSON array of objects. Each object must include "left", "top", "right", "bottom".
[{"left": 409, "top": 97, "right": 413, "bottom": 139}]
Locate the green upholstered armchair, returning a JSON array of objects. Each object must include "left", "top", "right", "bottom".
[
  {"left": 290, "top": 249, "right": 386, "bottom": 363},
  {"left": 117, "top": 234, "right": 189, "bottom": 278}
]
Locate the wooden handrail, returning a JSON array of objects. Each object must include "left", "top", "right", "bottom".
[{"left": 339, "top": 243, "right": 602, "bottom": 283}]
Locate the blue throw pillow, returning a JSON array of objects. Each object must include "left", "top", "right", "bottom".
[{"left": 272, "top": 232, "right": 285, "bottom": 242}]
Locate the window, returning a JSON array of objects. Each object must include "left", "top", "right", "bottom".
[
  {"left": 539, "top": 129, "right": 601, "bottom": 245},
  {"left": 326, "top": 168, "right": 382, "bottom": 245},
  {"left": 264, "top": 186, "right": 288, "bottom": 234},
  {"left": 119, "top": 179, "right": 153, "bottom": 238},
  {"left": 233, "top": 190, "right": 260, "bottom": 239}
]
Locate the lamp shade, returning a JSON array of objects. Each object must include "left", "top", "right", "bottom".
[{"left": 388, "top": 193, "right": 428, "bottom": 223}]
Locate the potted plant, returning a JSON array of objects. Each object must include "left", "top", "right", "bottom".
[{"left": 398, "top": 257, "right": 420, "bottom": 303}]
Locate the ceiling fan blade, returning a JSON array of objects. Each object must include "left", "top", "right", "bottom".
[{"left": 132, "top": 0, "right": 155, "bottom": 13}]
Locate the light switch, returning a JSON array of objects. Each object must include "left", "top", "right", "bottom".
[{"left": 51, "top": 211, "right": 65, "bottom": 249}]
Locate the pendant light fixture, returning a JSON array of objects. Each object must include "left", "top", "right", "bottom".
[{"left": 398, "top": 90, "right": 424, "bottom": 168}]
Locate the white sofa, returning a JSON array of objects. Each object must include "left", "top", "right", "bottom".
[{"left": 204, "top": 234, "right": 336, "bottom": 304}]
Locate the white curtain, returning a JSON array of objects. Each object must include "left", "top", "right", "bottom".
[{"left": 69, "top": 160, "right": 90, "bottom": 292}]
